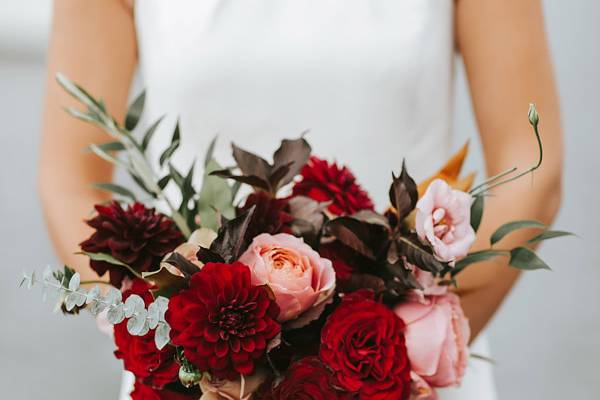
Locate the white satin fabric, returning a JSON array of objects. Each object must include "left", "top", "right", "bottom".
[{"left": 120, "top": 1, "right": 498, "bottom": 398}]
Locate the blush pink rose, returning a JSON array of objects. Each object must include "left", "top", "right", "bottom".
[
  {"left": 406, "top": 261, "right": 448, "bottom": 304},
  {"left": 416, "top": 179, "right": 475, "bottom": 262},
  {"left": 239, "top": 233, "right": 336, "bottom": 328},
  {"left": 394, "top": 293, "right": 470, "bottom": 389}
]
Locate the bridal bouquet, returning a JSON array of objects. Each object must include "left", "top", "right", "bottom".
[{"left": 22, "top": 76, "right": 571, "bottom": 400}]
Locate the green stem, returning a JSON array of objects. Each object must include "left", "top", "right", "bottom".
[
  {"left": 80, "top": 280, "right": 113, "bottom": 286},
  {"left": 473, "top": 109, "right": 543, "bottom": 196},
  {"left": 469, "top": 167, "right": 517, "bottom": 194}
]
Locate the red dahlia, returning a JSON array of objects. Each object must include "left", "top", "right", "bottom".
[
  {"left": 237, "top": 191, "right": 293, "bottom": 243},
  {"left": 80, "top": 201, "right": 184, "bottom": 287},
  {"left": 130, "top": 381, "right": 199, "bottom": 400},
  {"left": 166, "top": 262, "right": 281, "bottom": 380},
  {"left": 114, "top": 279, "right": 179, "bottom": 389},
  {"left": 292, "top": 156, "right": 374, "bottom": 216},
  {"left": 320, "top": 291, "right": 412, "bottom": 400},
  {"left": 265, "top": 357, "right": 349, "bottom": 400}
]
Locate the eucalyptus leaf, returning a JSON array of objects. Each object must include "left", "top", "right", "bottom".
[
  {"left": 490, "top": 220, "right": 545, "bottom": 245},
  {"left": 104, "top": 287, "right": 123, "bottom": 306},
  {"left": 124, "top": 294, "right": 145, "bottom": 318},
  {"left": 65, "top": 291, "right": 86, "bottom": 311},
  {"left": 125, "top": 90, "right": 146, "bottom": 131},
  {"left": 509, "top": 247, "right": 551, "bottom": 270},
  {"left": 470, "top": 195, "right": 485, "bottom": 232},
  {"left": 147, "top": 302, "right": 160, "bottom": 329},
  {"left": 528, "top": 230, "right": 574, "bottom": 243},
  {"left": 68, "top": 273, "right": 81, "bottom": 291},
  {"left": 86, "top": 286, "right": 101, "bottom": 305},
  {"left": 93, "top": 182, "right": 137, "bottom": 201},
  {"left": 155, "top": 323, "right": 171, "bottom": 350},
  {"left": 107, "top": 303, "right": 125, "bottom": 324},
  {"left": 89, "top": 300, "right": 107, "bottom": 316},
  {"left": 127, "top": 309, "right": 148, "bottom": 335}
]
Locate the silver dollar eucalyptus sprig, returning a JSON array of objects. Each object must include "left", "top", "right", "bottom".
[{"left": 20, "top": 267, "right": 172, "bottom": 350}]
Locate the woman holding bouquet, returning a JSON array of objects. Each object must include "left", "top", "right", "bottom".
[{"left": 39, "top": 0, "right": 562, "bottom": 399}]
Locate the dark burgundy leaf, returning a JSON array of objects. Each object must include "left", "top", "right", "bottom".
[
  {"left": 162, "top": 252, "right": 200, "bottom": 278},
  {"left": 232, "top": 143, "right": 272, "bottom": 181},
  {"left": 326, "top": 217, "right": 389, "bottom": 260},
  {"left": 209, "top": 206, "right": 256, "bottom": 263},
  {"left": 196, "top": 247, "right": 225, "bottom": 264},
  {"left": 268, "top": 162, "right": 293, "bottom": 191},
  {"left": 210, "top": 169, "right": 272, "bottom": 192},
  {"left": 388, "top": 160, "right": 418, "bottom": 221},
  {"left": 272, "top": 137, "right": 312, "bottom": 188},
  {"left": 396, "top": 233, "right": 447, "bottom": 274}
]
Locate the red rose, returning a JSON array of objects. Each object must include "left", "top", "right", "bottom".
[
  {"left": 265, "top": 357, "right": 348, "bottom": 400},
  {"left": 114, "top": 279, "right": 179, "bottom": 388},
  {"left": 80, "top": 201, "right": 184, "bottom": 287},
  {"left": 292, "top": 156, "right": 374, "bottom": 216},
  {"left": 166, "top": 262, "right": 281, "bottom": 380},
  {"left": 130, "top": 381, "right": 199, "bottom": 400},
  {"left": 237, "top": 191, "right": 293, "bottom": 242},
  {"left": 320, "top": 291, "right": 411, "bottom": 400}
]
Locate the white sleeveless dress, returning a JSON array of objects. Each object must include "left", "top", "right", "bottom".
[{"left": 120, "top": 1, "right": 498, "bottom": 398}]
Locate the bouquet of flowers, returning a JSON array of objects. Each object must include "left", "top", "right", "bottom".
[{"left": 22, "top": 76, "right": 571, "bottom": 400}]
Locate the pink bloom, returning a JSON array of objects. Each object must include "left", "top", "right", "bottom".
[
  {"left": 416, "top": 179, "right": 475, "bottom": 262},
  {"left": 199, "top": 369, "right": 267, "bottom": 400},
  {"left": 394, "top": 293, "right": 470, "bottom": 388},
  {"left": 239, "top": 233, "right": 336, "bottom": 328}
]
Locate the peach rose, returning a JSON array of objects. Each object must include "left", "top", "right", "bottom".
[
  {"left": 199, "top": 369, "right": 267, "bottom": 400},
  {"left": 168, "top": 228, "right": 218, "bottom": 269},
  {"left": 394, "top": 293, "right": 470, "bottom": 389},
  {"left": 239, "top": 233, "right": 335, "bottom": 328},
  {"left": 416, "top": 179, "right": 475, "bottom": 262}
]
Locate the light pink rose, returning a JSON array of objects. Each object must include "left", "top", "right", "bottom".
[
  {"left": 199, "top": 369, "right": 267, "bottom": 400},
  {"left": 394, "top": 293, "right": 470, "bottom": 388},
  {"left": 167, "top": 228, "right": 218, "bottom": 269},
  {"left": 416, "top": 179, "right": 475, "bottom": 262},
  {"left": 239, "top": 233, "right": 336, "bottom": 328}
]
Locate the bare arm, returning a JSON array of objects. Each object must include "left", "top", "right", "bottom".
[
  {"left": 39, "top": 0, "right": 137, "bottom": 281},
  {"left": 455, "top": 0, "right": 563, "bottom": 338}
]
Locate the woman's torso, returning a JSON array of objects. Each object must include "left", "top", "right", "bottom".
[{"left": 130, "top": 1, "right": 496, "bottom": 399}]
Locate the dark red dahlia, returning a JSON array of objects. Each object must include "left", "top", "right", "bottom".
[
  {"left": 166, "top": 262, "right": 281, "bottom": 380},
  {"left": 263, "top": 357, "right": 349, "bottom": 400},
  {"left": 114, "top": 279, "right": 179, "bottom": 389},
  {"left": 80, "top": 201, "right": 184, "bottom": 287},
  {"left": 130, "top": 381, "right": 199, "bottom": 400},
  {"left": 320, "top": 290, "right": 412, "bottom": 400},
  {"left": 237, "top": 191, "right": 293, "bottom": 242},
  {"left": 292, "top": 156, "right": 374, "bottom": 216}
]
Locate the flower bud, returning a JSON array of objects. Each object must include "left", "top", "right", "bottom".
[
  {"left": 528, "top": 103, "right": 540, "bottom": 126},
  {"left": 178, "top": 364, "right": 201, "bottom": 388}
]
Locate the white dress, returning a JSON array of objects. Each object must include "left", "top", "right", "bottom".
[{"left": 120, "top": 0, "right": 498, "bottom": 398}]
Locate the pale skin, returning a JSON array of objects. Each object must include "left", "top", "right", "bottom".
[{"left": 40, "top": 0, "right": 562, "bottom": 340}]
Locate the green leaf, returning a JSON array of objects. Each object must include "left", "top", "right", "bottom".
[
  {"left": 158, "top": 175, "right": 171, "bottom": 190},
  {"left": 528, "top": 230, "right": 575, "bottom": 243},
  {"left": 56, "top": 73, "right": 104, "bottom": 113},
  {"left": 91, "top": 141, "right": 125, "bottom": 152},
  {"left": 64, "top": 107, "right": 100, "bottom": 124},
  {"left": 204, "top": 135, "right": 218, "bottom": 167},
  {"left": 78, "top": 251, "right": 143, "bottom": 278},
  {"left": 490, "top": 220, "right": 545, "bottom": 245},
  {"left": 452, "top": 250, "right": 508, "bottom": 277},
  {"left": 92, "top": 182, "right": 137, "bottom": 201},
  {"left": 89, "top": 144, "right": 129, "bottom": 169},
  {"left": 396, "top": 234, "right": 447, "bottom": 274},
  {"left": 125, "top": 90, "right": 146, "bottom": 131},
  {"left": 141, "top": 115, "right": 165, "bottom": 151},
  {"left": 197, "top": 159, "right": 235, "bottom": 231},
  {"left": 509, "top": 247, "right": 551, "bottom": 270},
  {"left": 470, "top": 195, "right": 485, "bottom": 232}
]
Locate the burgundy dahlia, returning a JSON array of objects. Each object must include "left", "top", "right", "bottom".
[
  {"left": 166, "top": 262, "right": 281, "bottom": 380},
  {"left": 320, "top": 290, "right": 412, "bottom": 400},
  {"left": 292, "top": 156, "right": 374, "bottom": 216},
  {"left": 80, "top": 201, "right": 184, "bottom": 287},
  {"left": 114, "top": 279, "right": 179, "bottom": 389},
  {"left": 237, "top": 191, "right": 293, "bottom": 243}
]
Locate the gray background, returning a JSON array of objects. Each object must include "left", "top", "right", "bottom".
[{"left": 0, "top": 1, "right": 598, "bottom": 399}]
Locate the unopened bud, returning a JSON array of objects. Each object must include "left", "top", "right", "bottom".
[{"left": 528, "top": 103, "right": 540, "bottom": 126}]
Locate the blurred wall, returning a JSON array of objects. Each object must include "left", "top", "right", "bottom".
[{"left": 0, "top": 1, "right": 598, "bottom": 399}]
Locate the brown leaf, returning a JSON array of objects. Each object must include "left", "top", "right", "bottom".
[
  {"left": 232, "top": 143, "right": 272, "bottom": 181},
  {"left": 388, "top": 160, "right": 418, "bottom": 221},
  {"left": 272, "top": 137, "right": 311, "bottom": 188}
]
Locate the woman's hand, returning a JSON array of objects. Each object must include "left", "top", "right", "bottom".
[
  {"left": 39, "top": 0, "right": 137, "bottom": 281},
  {"left": 455, "top": 0, "right": 563, "bottom": 339}
]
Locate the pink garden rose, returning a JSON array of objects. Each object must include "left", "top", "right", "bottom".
[
  {"left": 199, "top": 369, "right": 267, "bottom": 400},
  {"left": 407, "top": 261, "right": 448, "bottom": 304},
  {"left": 416, "top": 179, "right": 475, "bottom": 262},
  {"left": 239, "top": 233, "right": 336, "bottom": 328},
  {"left": 394, "top": 293, "right": 470, "bottom": 390}
]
